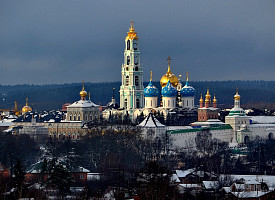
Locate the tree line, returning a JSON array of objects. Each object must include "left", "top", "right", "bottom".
[{"left": 0, "top": 80, "right": 274, "bottom": 111}]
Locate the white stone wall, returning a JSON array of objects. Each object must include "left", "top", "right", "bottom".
[
  {"left": 181, "top": 97, "right": 195, "bottom": 109},
  {"left": 145, "top": 97, "right": 158, "bottom": 108},
  {"left": 169, "top": 128, "right": 233, "bottom": 149},
  {"left": 162, "top": 97, "right": 176, "bottom": 109}
]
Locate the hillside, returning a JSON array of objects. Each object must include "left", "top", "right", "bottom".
[{"left": 0, "top": 80, "right": 274, "bottom": 111}]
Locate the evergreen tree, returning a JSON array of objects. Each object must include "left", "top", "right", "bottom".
[
  {"left": 47, "top": 159, "right": 74, "bottom": 195},
  {"left": 13, "top": 158, "right": 26, "bottom": 198}
]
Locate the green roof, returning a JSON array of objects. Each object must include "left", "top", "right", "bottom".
[
  {"left": 228, "top": 110, "right": 245, "bottom": 116},
  {"left": 168, "top": 124, "right": 232, "bottom": 134}
]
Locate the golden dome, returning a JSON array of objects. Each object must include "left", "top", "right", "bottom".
[
  {"left": 234, "top": 91, "right": 241, "bottom": 100},
  {"left": 205, "top": 88, "right": 211, "bottom": 100},
  {"left": 213, "top": 95, "right": 217, "bottom": 103},
  {"left": 199, "top": 94, "right": 204, "bottom": 103},
  {"left": 22, "top": 98, "right": 32, "bottom": 113},
  {"left": 80, "top": 82, "right": 87, "bottom": 98},
  {"left": 125, "top": 21, "right": 139, "bottom": 40},
  {"left": 160, "top": 56, "right": 179, "bottom": 87}
]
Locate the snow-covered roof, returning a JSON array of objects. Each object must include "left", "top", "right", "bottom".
[
  {"left": 171, "top": 174, "right": 180, "bottom": 183},
  {"left": 199, "top": 107, "right": 219, "bottom": 111},
  {"left": 231, "top": 191, "right": 271, "bottom": 198},
  {"left": 191, "top": 119, "right": 225, "bottom": 126},
  {"left": 245, "top": 180, "right": 261, "bottom": 185},
  {"left": 222, "top": 174, "right": 275, "bottom": 188},
  {"left": 222, "top": 187, "right": 231, "bottom": 193},
  {"left": 26, "top": 159, "right": 90, "bottom": 174},
  {"left": 138, "top": 112, "right": 165, "bottom": 128},
  {"left": 176, "top": 168, "right": 196, "bottom": 178},
  {"left": 249, "top": 124, "right": 275, "bottom": 128},
  {"left": 250, "top": 116, "right": 275, "bottom": 124},
  {"left": 67, "top": 100, "right": 99, "bottom": 108},
  {"left": 203, "top": 181, "right": 219, "bottom": 190},
  {"left": 178, "top": 184, "right": 201, "bottom": 188}
]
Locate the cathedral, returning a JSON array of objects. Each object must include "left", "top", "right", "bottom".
[
  {"left": 12, "top": 21, "right": 274, "bottom": 146},
  {"left": 103, "top": 21, "right": 199, "bottom": 123}
]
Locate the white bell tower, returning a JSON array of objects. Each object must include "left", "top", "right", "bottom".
[{"left": 119, "top": 21, "right": 144, "bottom": 110}]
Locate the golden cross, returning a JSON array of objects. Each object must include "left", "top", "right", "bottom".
[
  {"left": 131, "top": 20, "right": 134, "bottom": 28},
  {"left": 82, "top": 81, "right": 85, "bottom": 91},
  {"left": 167, "top": 56, "right": 171, "bottom": 66}
]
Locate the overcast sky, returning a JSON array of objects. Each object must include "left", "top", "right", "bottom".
[{"left": 0, "top": 0, "right": 274, "bottom": 85}]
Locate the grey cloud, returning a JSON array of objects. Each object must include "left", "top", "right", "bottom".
[{"left": 0, "top": 0, "right": 274, "bottom": 84}]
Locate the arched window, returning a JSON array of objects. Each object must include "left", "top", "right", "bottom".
[
  {"left": 124, "top": 99, "right": 127, "bottom": 108},
  {"left": 126, "top": 76, "right": 129, "bottom": 86},
  {"left": 73, "top": 114, "right": 76, "bottom": 121},
  {"left": 127, "top": 56, "right": 130, "bottom": 65},
  {"left": 69, "top": 115, "right": 72, "bottom": 121},
  {"left": 135, "top": 76, "right": 139, "bottom": 86},
  {"left": 244, "top": 136, "right": 250, "bottom": 144},
  {"left": 127, "top": 40, "right": 130, "bottom": 50},
  {"left": 151, "top": 100, "right": 152, "bottom": 107},
  {"left": 135, "top": 66, "right": 138, "bottom": 71},
  {"left": 136, "top": 99, "right": 140, "bottom": 108},
  {"left": 133, "top": 41, "right": 137, "bottom": 50},
  {"left": 269, "top": 132, "right": 273, "bottom": 140},
  {"left": 78, "top": 114, "right": 80, "bottom": 121},
  {"left": 168, "top": 100, "right": 170, "bottom": 107},
  {"left": 134, "top": 55, "right": 138, "bottom": 65}
]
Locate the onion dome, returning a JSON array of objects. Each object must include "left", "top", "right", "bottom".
[
  {"left": 79, "top": 82, "right": 87, "bottom": 98},
  {"left": 180, "top": 73, "right": 196, "bottom": 97},
  {"left": 160, "top": 56, "right": 179, "bottom": 87},
  {"left": 199, "top": 94, "right": 204, "bottom": 103},
  {"left": 161, "top": 80, "right": 177, "bottom": 97},
  {"left": 205, "top": 89, "right": 211, "bottom": 101},
  {"left": 22, "top": 97, "right": 32, "bottom": 113},
  {"left": 144, "top": 71, "right": 159, "bottom": 97},
  {"left": 126, "top": 21, "right": 138, "bottom": 40},
  {"left": 144, "top": 81, "right": 159, "bottom": 97},
  {"left": 234, "top": 91, "right": 241, "bottom": 100},
  {"left": 213, "top": 95, "right": 217, "bottom": 103}
]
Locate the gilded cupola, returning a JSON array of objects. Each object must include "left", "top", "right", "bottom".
[
  {"left": 80, "top": 82, "right": 87, "bottom": 100},
  {"left": 213, "top": 94, "right": 217, "bottom": 103},
  {"left": 125, "top": 20, "right": 139, "bottom": 40},
  {"left": 205, "top": 88, "right": 211, "bottom": 102},
  {"left": 199, "top": 94, "right": 204, "bottom": 103},
  {"left": 22, "top": 97, "right": 32, "bottom": 114},
  {"left": 160, "top": 56, "right": 179, "bottom": 88},
  {"left": 234, "top": 91, "right": 241, "bottom": 100}
]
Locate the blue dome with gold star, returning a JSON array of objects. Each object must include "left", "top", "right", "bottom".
[
  {"left": 180, "top": 80, "right": 196, "bottom": 97},
  {"left": 144, "top": 81, "right": 159, "bottom": 97},
  {"left": 161, "top": 80, "right": 177, "bottom": 97}
]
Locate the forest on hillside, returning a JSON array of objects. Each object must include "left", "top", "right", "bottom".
[{"left": 0, "top": 80, "right": 274, "bottom": 111}]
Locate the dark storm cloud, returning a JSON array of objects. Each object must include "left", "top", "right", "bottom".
[{"left": 0, "top": 0, "right": 274, "bottom": 84}]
